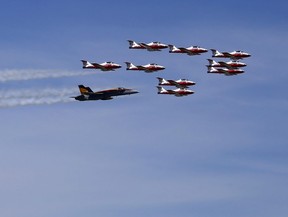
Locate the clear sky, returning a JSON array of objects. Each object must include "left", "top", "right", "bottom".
[{"left": 0, "top": 0, "right": 288, "bottom": 217}]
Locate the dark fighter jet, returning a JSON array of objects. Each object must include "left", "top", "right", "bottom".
[{"left": 72, "top": 85, "right": 139, "bottom": 101}]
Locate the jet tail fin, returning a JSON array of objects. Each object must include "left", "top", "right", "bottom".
[
  {"left": 168, "top": 44, "right": 178, "bottom": 52},
  {"left": 207, "top": 59, "right": 218, "bottom": 65},
  {"left": 211, "top": 49, "right": 223, "bottom": 57},
  {"left": 127, "top": 40, "right": 141, "bottom": 48},
  {"left": 125, "top": 62, "right": 136, "bottom": 69},
  {"left": 157, "top": 77, "right": 163, "bottom": 81},
  {"left": 157, "top": 86, "right": 168, "bottom": 94},
  {"left": 157, "top": 77, "right": 169, "bottom": 85},
  {"left": 81, "top": 60, "right": 94, "bottom": 68},
  {"left": 78, "top": 85, "right": 93, "bottom": 94},
  {"left": 207, "top": 66, "right": 218, "bottom": 73}
]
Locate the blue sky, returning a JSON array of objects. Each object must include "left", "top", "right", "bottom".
[{"left": 0, "top": 0, "right": 288, "bottom": 217}]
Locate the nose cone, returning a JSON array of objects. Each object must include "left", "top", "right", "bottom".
[
  {"left": 126, "top": 89, "right": 139, "bottom": 95},
  {"left": 188, "top": 91, "right": 195, "bottom": 95}
]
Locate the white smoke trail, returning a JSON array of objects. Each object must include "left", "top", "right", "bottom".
[
  {"left": 0, "top": 69, "right": 93, "bottom": 82},
  {"left": 0, "top": 87, "right": 78, "bottom": 108}
]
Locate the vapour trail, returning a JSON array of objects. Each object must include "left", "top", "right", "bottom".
[
  {"left": 0, "top": 69, "right": 92, "bottom": 82},
  {"left": 0, "top": 87, "right": 78, "bottom": 108}
]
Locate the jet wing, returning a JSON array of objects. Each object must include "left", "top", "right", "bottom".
[
  {"left": 217, "top": 68, "right": 228, "bottom": 73},
  {"left": 137, "top": 65, "right": 149, "bottom": 70},
  {"left": 95, "top": 88, "right": 123, "bottom": 97},
  {"left": 178, "top": 48, "right": 199, "bottom": 55},
  {"left": 173, "top": 91, "right": 188, "bottom": 97},
  {"left": 88, "top": 92, "right": 115, "bottom": 100},
  {"left": 89, "top": 92, "right": 104, "bottom": 98},
  {"left": 167, "top": 80, "right": 188, "bottom": 88},
  {"left": 220, "top": 69, "right": 242, "bottom": 76},
  {"left": 222, "top": 52, "right": 242, "bottom": 59},
  {"left": 174, "top": 93, "right": 185, "bottom": 97},
  {"left": 218, "top": 61, "right": 234, "bottom": 69},
  {"left": 166, "top": 89, "right": 176, "bottom": 95},
  {"left": 147, "top": 47, "right": 161, "bottom": 51},
  {"left": 101, "top": 97, "right": 113, "bottom": 100},
  {"left": 91, "top": 63, "right": 113, "bottom": 71},
  {"left": 140, "top": 43, "right": 160, "bottom": 51},
  {"left": 224, "top": 72, "right": 237, "bottom": 76},
  {"left": 222, "top": 52, "right": 233, "bottom": 57}
]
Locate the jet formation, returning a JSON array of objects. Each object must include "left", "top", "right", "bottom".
[
  {"left": 211, "top": 49, "right": 251, "bottom": 60},
  {"left": 73, "top": 40, "right": 251, "bottom": 101},
  {"left": 157, "top": 77, "right": 195, "bottom": 97},
  {"left": 157, "top": 77, "right": 196, "bottom": 89},
  {"left": 207, "top": 49, "right": 251, "bottom": 76}
]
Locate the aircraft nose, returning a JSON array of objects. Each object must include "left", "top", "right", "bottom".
[{"left": 128, "top": 89, "right": 139, "bottom": 94}]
